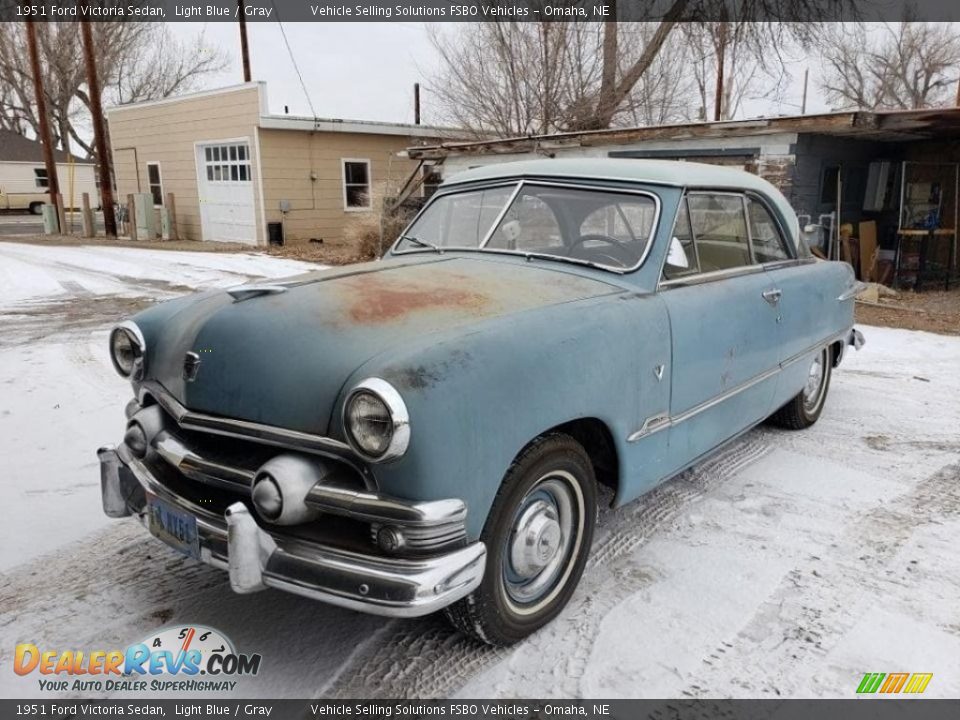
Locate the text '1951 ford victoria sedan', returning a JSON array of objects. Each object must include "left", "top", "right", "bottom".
[{"left": 99, "top": 159, "right": 864, "bottom": 645}]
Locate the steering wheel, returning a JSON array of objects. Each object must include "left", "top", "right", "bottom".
[
  {"left": 567, "top": 233, "right": 636, "bottom": 266},
  {"left": 568, "top": 233, "right": 628, "bottom": 252}
]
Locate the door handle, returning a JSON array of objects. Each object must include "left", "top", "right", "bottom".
[{"left": 762, "top": 288, "right": 782, "bottom": 305}]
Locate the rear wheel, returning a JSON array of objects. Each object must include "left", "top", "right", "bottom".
[
  {"left": 29, "top": 202, "right": 43, "bottom": 215},
  {"left": 769, "top": 346, "right": 832, "bottom": 429},
  {"left": 445, "top": 433, "right": 596, "bottom": 646}
]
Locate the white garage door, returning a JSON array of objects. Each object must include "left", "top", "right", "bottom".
[{"left": 196, "top": 141, "right": 256, "bottom": 244}]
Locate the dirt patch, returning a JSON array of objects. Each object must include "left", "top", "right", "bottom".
[
  {"left": 1, "top": 233, "right": 368, "bottom": 266},
  {"left": 856, "top": 288, "right": 960, "bottom": 336},
  {"left": 0, "top": 234, "right": 250, "bottom": 253}
]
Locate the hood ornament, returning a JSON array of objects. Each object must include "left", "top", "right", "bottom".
[
  {"left": 183, "top": 352, "right": 202, "bottom": 382},
  {"left": 227, "top": 285, "right": 288, "bottom": 302}
]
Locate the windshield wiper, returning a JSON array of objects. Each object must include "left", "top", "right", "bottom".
[{"left": 400, "top": 235, "right": 442, "bottom": 253}]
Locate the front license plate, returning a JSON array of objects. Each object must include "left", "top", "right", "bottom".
[{"left": 146, "top": 494, "right": 200, "bottom": 560}]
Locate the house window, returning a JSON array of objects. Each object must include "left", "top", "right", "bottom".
[
  {"left": 147, "top": 163, "right": 163, "bottom": 206},
  {"left": 343, "top": 159, "right": 371, "bottom": 210},
  {"left": 34, "top": 168, "right": 48, "bottom": 188},
  {"left": 202, "top": 143, "right": 251, "bottom": 183}
]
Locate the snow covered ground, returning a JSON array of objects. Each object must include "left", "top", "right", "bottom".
[{"left": 1, "top": 242, "right": 958, "bottom": 700}]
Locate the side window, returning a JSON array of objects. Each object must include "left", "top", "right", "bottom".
[
  {"left": 662, "top": 198, "right": 699, "bottom": 280},
  {"left": 746, "top": 196, "right": 791, "bottom": 263},
  {"left": 687, "top": 194, "right": 751, "bottom": 272}
]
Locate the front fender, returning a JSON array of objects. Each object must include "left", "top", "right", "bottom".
[{"left": 333, "top": 292, "right": 668, "bottom": 539}]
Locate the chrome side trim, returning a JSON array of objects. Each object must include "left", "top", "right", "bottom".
[
  {"left": 628, "top": 331, "right": 851, "bottom": 442},
  {"left": 659, "top": 263, "right": 766, "bottom": 289}
]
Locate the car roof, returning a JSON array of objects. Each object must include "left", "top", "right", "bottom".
[{"left": 442, "top": 158, "right": 799, "bottom": 240}]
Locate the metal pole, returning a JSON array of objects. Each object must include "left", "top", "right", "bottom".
[
  {"left": 238, "top": 1, "right": 252, "bottom": 82},
  {"left": 79, "top": 12, "right": 117, "bottom": 237},
  {"left": 22, "top": 12, "right": 61, "bottom": 226},
  {"left": 414, "top": 83, "right": 421, "bottom": 125}
]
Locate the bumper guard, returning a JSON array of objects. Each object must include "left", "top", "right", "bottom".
[{"left": 98, "top": 445, "right": 486, "bottom": 617}]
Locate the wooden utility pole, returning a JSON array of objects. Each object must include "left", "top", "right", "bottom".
[
  {"left": 79, "top": 15, "right": 117, "bottom": 237},
  {"left": 713, "top": 21, "right": 728, "bottom": 122},
  {"left": 413, "top": 83, "right": 421, "bottom": 125},
  {"left": 238, "top": 1, "right": 252, "bottom": 82},
  {"left": 23, "top": 13, "right": 61, "bottom": 226}
]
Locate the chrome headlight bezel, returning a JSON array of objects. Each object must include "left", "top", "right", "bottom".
[
  {"left": 342, "top": 378, "right": 410, "bottom": 463},
  {"left": 109, "top": 321, "right": 146, "bottom": 380}
]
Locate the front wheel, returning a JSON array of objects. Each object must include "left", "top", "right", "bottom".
[
  {"left": 769, "top": 346, "right": 832, "bottom": 429},
  {"left": 445, "top": 433, "right": 596, "bottom": 646}
]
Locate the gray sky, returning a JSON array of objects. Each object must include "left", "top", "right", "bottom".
[
  {"left": 178, "top": 22, "right": 444, "bottom": 123},
  {"left": 174, "top": 22, "right": 833, "bottom": 125}
]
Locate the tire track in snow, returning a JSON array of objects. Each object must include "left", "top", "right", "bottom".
[
  {"left": 679, "top": 461, "right": 960, "bottom": 698},
  {"left": 324, "top": 436, "right": 773, "bottom": 699}
]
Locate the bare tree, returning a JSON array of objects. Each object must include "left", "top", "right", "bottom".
[
  {"left": 0, "top": 22, "right": 227, "bottom": 156},
  {"left": 682, "top": 23, "right": 797, "bottom": 121},
  {"left": 820, "top": 21, "right": 960, "bottom": 110},
  {"left": 427, "top": 1, "right": 837, "bottom": 135}
]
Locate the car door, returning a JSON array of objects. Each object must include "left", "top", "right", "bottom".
[
  {"left": 658, "top": 192, "right": 782, "bottom": 475},
  {"left": 749, "top": 194, "right": 851, "bottom": 410}
]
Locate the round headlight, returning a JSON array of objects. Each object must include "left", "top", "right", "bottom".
[
  {"left": 109, "top": 323, "right": 145, "bottom": 379},
  {"left": 343, "top": 379, "right": 409, "bottom": 463}
]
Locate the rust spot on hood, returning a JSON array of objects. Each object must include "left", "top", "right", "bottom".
[{"left": 337, "top": 272, "right": 495, "bottom": 324}]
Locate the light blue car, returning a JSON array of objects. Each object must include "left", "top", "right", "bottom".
[{"left": 99, "top": 159, "right": 864, "bottom": 645}]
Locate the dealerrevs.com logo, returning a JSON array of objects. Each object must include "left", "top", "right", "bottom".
[{"left": 14, "top": 625, "right": 262, "bottom": 693}]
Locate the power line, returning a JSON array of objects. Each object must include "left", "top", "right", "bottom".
[{"left": 268, "top": 0, "right": 317, "bottom": 118}]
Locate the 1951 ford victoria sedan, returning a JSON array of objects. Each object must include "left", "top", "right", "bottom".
[{"left": 99, "top": 159, "right": 864, "bottom": 645}]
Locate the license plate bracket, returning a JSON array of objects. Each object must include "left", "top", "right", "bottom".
[{"left": 146, "top": 493, "right": 200, "bottom": 560}]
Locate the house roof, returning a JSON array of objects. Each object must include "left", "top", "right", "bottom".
[
  {"left": 406, "top": 107, "right": 960, "bottom": 160},
  {"left": 106, "top": 81, "right": 466, "bottom": 141},
  {"left": 0, "top": 129, "right": 90, "bottom": 164}
]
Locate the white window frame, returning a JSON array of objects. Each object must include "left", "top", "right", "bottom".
[
  {"left": 146, "top": 161, "right": 164, "bottom": 207},
  {"left": 341, "top": 158, "right": 372, "bottom": 212}
]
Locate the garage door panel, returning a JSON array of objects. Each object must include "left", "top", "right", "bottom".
[{"left": 196, "top": 140, "right": 256, "bottom": 245}]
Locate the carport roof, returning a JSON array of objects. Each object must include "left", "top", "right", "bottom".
[
  {"left": 405, "top": 107, "right": 960, "bottom": 160},
  {"left": 0, "top": 129, "right": 90, "bottom": 164}
]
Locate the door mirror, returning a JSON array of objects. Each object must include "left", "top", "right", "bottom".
[{"left": 666, "top": 236, "right": 690, "bottom": 268}]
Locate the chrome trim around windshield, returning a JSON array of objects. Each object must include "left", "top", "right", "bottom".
[{"left": 390, "top": 179, "right": 662, "bottom": 275}]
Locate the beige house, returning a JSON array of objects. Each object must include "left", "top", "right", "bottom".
[{"left": 107, "top": 83, "right": 455, "bottom": 246}]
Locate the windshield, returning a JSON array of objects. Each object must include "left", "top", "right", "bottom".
[{"left": 394, "top": 182, "right": 659, "bottom": 271}]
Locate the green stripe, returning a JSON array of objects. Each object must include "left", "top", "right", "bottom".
[
  {"left": 856, "top": 673, "right": 874, "bottom": 693},
  {"left": 868, "top": 673, "right": 886, "bottom": 693}
]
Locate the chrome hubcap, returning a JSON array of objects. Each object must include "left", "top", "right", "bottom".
[
  {"left": 503, "top": 475, "right": 579, "bottom": 609},
  {"left": 510, "top": 500, "right": 563, "bottom": 577},
  {"left": 802, "top": 349, "right": 827, "bottom": 411}
]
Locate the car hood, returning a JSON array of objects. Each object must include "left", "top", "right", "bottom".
[{"left": 135, "top": 255, "right": 622, "bottom": 435}]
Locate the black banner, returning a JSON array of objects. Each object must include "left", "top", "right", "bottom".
[
  {"left": 1, "top": 0, "right": 959, "bottom": 23},
  {"left": 3, "top": 700, "right": 960, "bottom": 720}
]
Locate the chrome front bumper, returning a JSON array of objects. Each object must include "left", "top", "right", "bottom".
[{"left": 98, "top": 445, "right": 486, "bottom": 617}]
